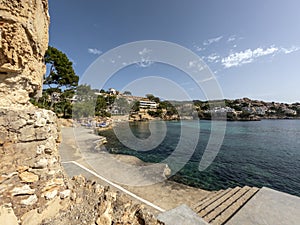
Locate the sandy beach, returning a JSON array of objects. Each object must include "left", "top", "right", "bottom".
[{"left": 59, "top": 126, "right": 211, "bottom": 212}]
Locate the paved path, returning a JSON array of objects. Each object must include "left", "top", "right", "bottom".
[
  {"left": 59, "top": 127, "right": 210, "bottom": 214},
  {"left": 59, "top": 127, "right": 165, "bottom": 213},
  {"left": 194, "top": 186, "right": 259, "bottom": 225},
  {"left": 226, "top": 187, "right": 300, "bottom": 225}
]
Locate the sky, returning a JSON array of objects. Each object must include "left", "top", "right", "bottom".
[{"left": 48, "top": 0, "right": 300, "bottom": 103}]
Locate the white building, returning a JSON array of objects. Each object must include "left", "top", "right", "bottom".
[
  {"left": 108, "top": 88, "right": 117, "bottom": 95},
  {"left": 139, "top": 100, "right": 158, "bottom": 109},
  {"left": 285, "top": 109, "right": 297, "bottom": 116}
]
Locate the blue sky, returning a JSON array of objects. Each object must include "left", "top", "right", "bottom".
[{"left": 49, "top": 0, "right": 300, "bottom": 103}]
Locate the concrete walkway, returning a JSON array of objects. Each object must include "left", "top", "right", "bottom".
[
  {"left": 226, "top": 187, "right": 300, "bottom": 225},
  {"left": 158, "top": 204, "right": 209, "bottom": 225},
  {"left": 59, "top": 127, "right": 210, "bottom": 213}
]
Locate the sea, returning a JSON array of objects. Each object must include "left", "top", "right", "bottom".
[{"left": 98, "top": 119, "right": 300, "bottom": 197}]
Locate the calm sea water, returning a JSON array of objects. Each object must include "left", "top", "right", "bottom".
[{"left": 99, "top": 120, "right": 300, "bottom": 196}]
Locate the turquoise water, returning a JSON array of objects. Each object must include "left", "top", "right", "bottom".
[{"left": 99, "top": 120, "right": 300, "bottom": 196}]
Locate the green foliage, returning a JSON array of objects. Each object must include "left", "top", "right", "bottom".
[
  {"left": 72, "top": 101, "right": 95, "bottom": 118},
  {"left": 32, "top": 46, "right": 79, "bottom": 118},
  {"left": 123, "top": 91, "right": 132, "bottom": 95},
  {"left": 231, "top": 104, "right": 242, "bottom": 111},
  {"left": 44, "top": 46, "right": 79, "bottom": 89},
  {"left": 159, "top": 101, "right": 177, "bottom": 116},
  {"left": 113, "top": 97, "right": 130, "bottom": 114},
  {"left": 106, "top": 95, "right": 116, "bottom": 105},
  {"left": 72, "top": 85, "right": 116, "bottom": 118},
  {"left": 147, "top": 109, "right": 163, "bottom": 117},
  {"left": 95, "top": 95, "right": 108, "bottom": 117},
  {"left": 146, "top": 94, "right": 160, "bottom": 103},
  {"left": 239, "top": 111, "right": 251, "bottom": 118},
  {"left": 131, "top": 101, "right": 140, "bottom": 112}
]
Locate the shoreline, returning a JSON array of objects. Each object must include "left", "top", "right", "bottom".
[{"left": 59, "top": 126, "right": 211, "bottom": 211}]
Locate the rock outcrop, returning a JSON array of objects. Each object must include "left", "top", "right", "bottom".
[
  {"left": 0, "top": 1, "right": 163, "bottom": 224},
  {"left": 0, "top": 0, "right": 49, "bottom": 106}
]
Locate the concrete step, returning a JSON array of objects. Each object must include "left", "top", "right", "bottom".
[
  {"left": 211, "top": 187, "right": 259, "bottom": 225},
  {"left": 204, "top": 186, "right": 251, "bottom": 222},
  {"left": 198, "top": 187, "right": 241, "bottom": 217},
  {"left": 195, "top": 188, "right": 233, "bottom": 213},
  {"left": 194, "top": 190, "right": 225, "bottom": 210},
  {"left": 194, "top": 186, "right": 260, "bottom": 225}
]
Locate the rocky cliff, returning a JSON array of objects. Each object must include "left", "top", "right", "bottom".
[
  {"left": 0, "top": 1, "right": 162, "bottom": 224},
  {"left": 0, "top": 0, "right": 49, "bottom": 106}
]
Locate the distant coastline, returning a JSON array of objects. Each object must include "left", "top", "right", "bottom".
[{"left": 122, "top": 96, "right": 300, "bottom": 122}]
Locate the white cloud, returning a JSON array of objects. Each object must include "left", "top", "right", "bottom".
[
  {"left": 221, "top": 46, "right": 279, "bottom": 68},
  {"left": 88, "top": 48, "right": 102, "bottom": 55},
  {"left": 253, "top": 47, "right": 278, "bottom": 57},
  {"left": 281, "top": 46, "right": 300, "bottom": 54},
  {"left": 203, "top": 36, "right": 223, "bottom": 46},
  {"left": 193, "top": 45, "right": 205, "bottom": 52},
  {"left": 207, "top": 53, "right": 221, "bottom": 63},
  {"left": 227, "top": 35, "right": 236, "bottom": 42}
]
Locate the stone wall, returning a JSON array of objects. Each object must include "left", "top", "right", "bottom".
[{"left": 0, "top": 108, "right": 67, "bottom": 218}]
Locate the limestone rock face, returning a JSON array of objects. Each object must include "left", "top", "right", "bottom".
[
  {"left": 0, "top": 0, "right": 50, "bottom": 106},
  {"left": 0, "top": 1, "right": 163, "bottom": 224}
]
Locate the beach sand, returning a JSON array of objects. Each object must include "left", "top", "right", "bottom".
[{"left": 59, "top": 127, "right": 211, "bottom": 212}]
